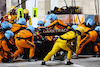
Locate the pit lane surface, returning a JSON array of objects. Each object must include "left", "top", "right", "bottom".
[{"left": 0, "top": 55, "right": 100, "bottom": 67}]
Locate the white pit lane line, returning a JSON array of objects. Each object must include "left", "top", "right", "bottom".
[{"left": 72, "top": 64, "right": 85, "bottom": 67}]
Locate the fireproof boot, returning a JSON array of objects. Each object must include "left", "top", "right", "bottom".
[
  {"left": 41, "top": 61, "right": 46, "bottom": 65},
  {"left": 66, "top": 61, "right": 74, "bottom": 65}
]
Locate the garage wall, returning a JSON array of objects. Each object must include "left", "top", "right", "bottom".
[
  {"left": 0, "top": 0, "right": 6, "bottom": 16},
  {"left": 38, "top": 0, "right": 51, "bottom": 21},
  {"left": 58, "top": 0, "right": 98, "bottom": 14},
  {"left": 58, "top": 0, "right": 100, "bottom": 22}
]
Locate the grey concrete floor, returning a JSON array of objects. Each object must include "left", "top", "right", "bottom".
[{"left": 0, "top": 55, "right": 100, "bottom": 67}]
